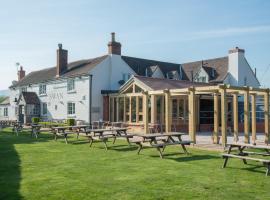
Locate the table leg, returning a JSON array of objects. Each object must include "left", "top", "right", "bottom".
[
  {"left": 64, "top": 133, "right": 68, "bottom": 144},
  {"left": 156, "top": 147, "right": 163, "bottom": 159},
  {"left": 265, "top": 163, "right": 270, "bottom": 176},
  {"left": 177, "top": 135, "right": 189, "bottom": 154},
  {"left": 89, "top": 136, "right": 93, "bottom": 147},
  {"left": 223, "top": 145, "right": 233, "bottom": 168},
  {"left": 137, "top": 143, "right": 143, "bottom": 155}
]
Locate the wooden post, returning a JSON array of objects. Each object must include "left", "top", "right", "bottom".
[
  {"left": 150, "top": 95, "right": 157, "bottom": 124},
  {"left": 136, "top": 96, "right": 139, "bottom": 123},
  {"left": 188, "top": 87, "right": 196, "bottom": 143},
  {"left": 251, "top": 94, "right": 256, "bottom": 144},
  {"left": 165, "top": 90, "right": 172, "bottom": 133},
  {"left": 220, "top": 87, "right": 227, "bottom": 146},
  {"left": 232, "top": 93, "right": 239, "bottom": 142},
  {"left": 123, "top": 97, "right": 126, "bottom": 122},
  {"left": 244, "top": 89, "right": 250, "bottom": 143},
  {"left": 213, "top": 93, "right": 219, "bottom": 144},
  {"left": 116, "top": 97, "right": 119, "bottom": 122},
  {"left": 129, "top": 96, "right": 132, "bottom": 123},
  {"left": 143, "top": 92, "right": 149, "bottom": 133},
  {"left": 160, "top": 96, "right": 164, "bottom": 125},
  {"left": 264, "top": 90, "right": 269, "bottom": 144},
  {"left": 176, "top": 98, "right": 180, "bottom": 124}
]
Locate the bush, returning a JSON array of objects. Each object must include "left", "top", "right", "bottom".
[
  {"left": 31, "top": 117, "right": 40, "bottom": 124},
  {"left": 66, "top": 119, "right": 75, "bottom": 126}
]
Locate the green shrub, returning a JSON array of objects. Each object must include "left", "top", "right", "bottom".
[
  {"left": 66, "top": 119, "right": 75, "bottom": 126},
  {"left": 31, "top": 117, "right": 40, "bottom": 124}
]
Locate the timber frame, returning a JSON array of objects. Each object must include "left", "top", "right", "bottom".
[{"left": 108, "top": 77, "right": 270, "bottom": 147}]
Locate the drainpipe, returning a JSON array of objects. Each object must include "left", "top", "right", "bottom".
[{"left": 89, "top": 74, "right": 93, "bottom": 125}]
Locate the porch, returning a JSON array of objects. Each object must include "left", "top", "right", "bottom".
[{"left": 105, "top": 76, "right": 270, "bottom": 146}]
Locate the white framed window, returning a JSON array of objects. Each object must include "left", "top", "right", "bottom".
[
  {"left": 67, "top": 79, "right": 75, "bottom": 92},
  {"left": 0, "top": 108, "right": 2, "bottom": 116},
  {"left": 42, "top": 103, "right": 47, "bottom": 115},
  {"left": 67, "top": 102, "right": 75, "bottom": 115},
  {"left": 39, "top": 84, "right": 47, "bottom": 95},
  {"left": 4, "top": 108, "right": 8, "bottom": 116}
]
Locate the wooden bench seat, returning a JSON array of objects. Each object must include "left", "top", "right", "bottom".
[
  {"left": 222, "top": 153, "right": 270, "bottom": 176},
  {"left": 151, "top": 141, "right": 192, "bottom": 148}
]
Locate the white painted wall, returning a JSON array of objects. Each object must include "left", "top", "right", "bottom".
[
  {"left": 89, "top": 54, "right": 136, "bottom": 120},
  {"left": 227, "top": 50, "right": 260, "bottom": 87},
  {"left": 194, "top": 67, "right": 209, "bottom": 83},
  {"left": 152, "top": 67, "right": 164, "bottom": 78}
]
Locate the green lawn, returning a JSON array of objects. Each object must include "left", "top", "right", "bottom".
[{"left": 0, "top": 128, "right": 269, "bottom": 200}]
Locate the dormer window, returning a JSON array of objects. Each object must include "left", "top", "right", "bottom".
[{"left": 39, "top": 84, "right": 46, "bottom": 95}]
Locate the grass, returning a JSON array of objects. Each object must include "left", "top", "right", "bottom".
[{"left": 0, "top": 128, "right": 270, "bottom": 200}]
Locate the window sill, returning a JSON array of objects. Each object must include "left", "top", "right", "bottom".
[
  {"left": 67, "top": 90, "right": 76, "bottom": 94},
  {"left": 67, "top": 115, "right": 76, "bottom": 118},
  {"left": 39, "top": 94, "right": 47, "bottom": 97}
]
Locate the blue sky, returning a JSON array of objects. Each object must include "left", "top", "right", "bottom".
[{"left": 1, "top": 0, "right": 270, "bottom": 89}]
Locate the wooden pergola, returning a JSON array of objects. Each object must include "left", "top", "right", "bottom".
[{"left": 108, "top": 77, "right": 270, "bottom": 146}]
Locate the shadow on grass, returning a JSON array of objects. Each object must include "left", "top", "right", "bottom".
[
  {"left": 225, "top": 162, "right": 267, "bottom": 175},
  {"left": 0, "top": 128, "right": 50, "bottom": 200}
]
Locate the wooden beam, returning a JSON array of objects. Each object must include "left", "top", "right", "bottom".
[
  {"left": 188, "top": 88, "right": 196, "bottom": 143},
  {"left": 220, "top": 88, "right": 227, "bottom": 146},
  {"left": 232, "top": 93, "right": 239, "bottom": 142},
  {"left": 143, "top": 92, "right": 149, "bottom": 133},
  {"left": 213, "top": 93, "right": 219, "bottom": 144},
  {"left": 264, "top": 91, "right": 269, "bottom": 144},
  {"left": 244, "top": 89, "right": 250, "bottom": 143},
  {"left": 251, "top": 94, "right": 256, "bottom": 144},
  {"left": 150, "top": 95, "right": 157, "bottom": 124},
  {"left": 148, "top": 90, "right": 165, "bottom": 95},
  {"left": 165, "top": 91, "right": 172, "bottom": 133}
]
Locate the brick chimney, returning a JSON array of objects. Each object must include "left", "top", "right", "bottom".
[
  {"left": 17, "top": 66, "right": 25, "bottom": 81},
  {"left": 108, "top": 32, "right": 121, "bottom": 55},
  {"left": 56, "top": 43, "right": 68, "bottom": 77}
]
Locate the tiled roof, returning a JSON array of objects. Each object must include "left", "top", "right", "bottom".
[
  {"left": 135, "top": 75, "right": 214, "bottom": 91},
  {"left": 19, "top": 92, "right": 40, "bottom": 104},
  {"left": 12, "top": 55, "right": 108, "bottom": 87},
  {"left": 122, "top": 56, "right": 181, "bottom": 77},
  {"left": 181, "top": 57, "right": 228, "bottom": 82}
]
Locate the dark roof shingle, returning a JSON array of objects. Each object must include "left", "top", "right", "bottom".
[{"left": 12, "top": 55, "right": 108, "bottom": 87}]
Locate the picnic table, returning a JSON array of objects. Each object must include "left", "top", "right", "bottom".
[
  {"left": 30, "top": 124, "right": 42, "bottom": 138},
  {"left": 222, "top": 143, "right": 270, "bottom": 176},
  {"left": 132, "top": 132, "right": 192, "bottom": 159},
  {"left": 12, "top": 122, "right": 23, "bottom": 136},
  {"left": 84, "top": 127, "right": 131, "bottom": 150},
  {"left": 51, "top": 126, "right": 75, "bottom": 144}
]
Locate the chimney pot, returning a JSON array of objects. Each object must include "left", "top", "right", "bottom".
[
  {"left": 229, "top": 46, "right": 245, "bottom": 54},
  {"left": 108, "top": 32, "right": 121, "bottom": 55},
  {"left": 58, "top": 43, "right": 63, "bottom": 49},
  {"left": 111, "top": 32, "right": 115, "bottom": 42}
]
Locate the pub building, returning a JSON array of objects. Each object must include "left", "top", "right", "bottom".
[{"left": 7, "top": 33, "right": 263, "bottom": 133}]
